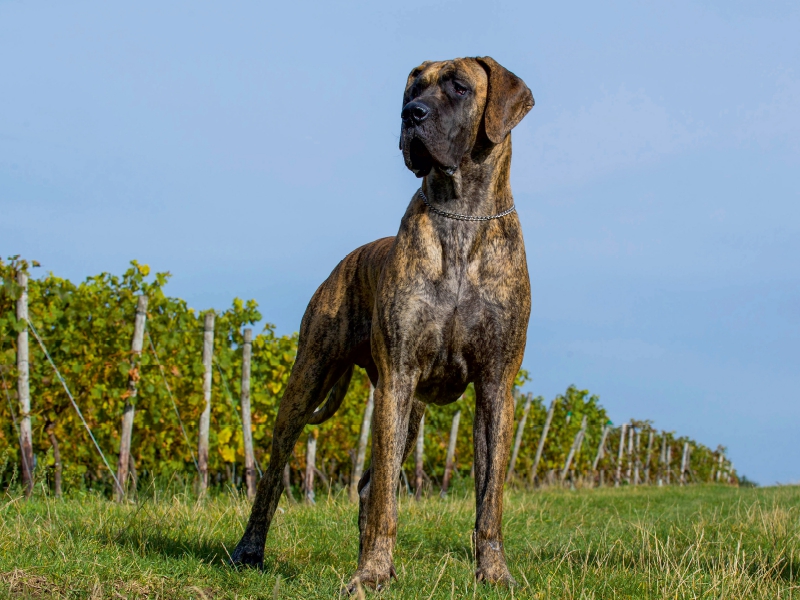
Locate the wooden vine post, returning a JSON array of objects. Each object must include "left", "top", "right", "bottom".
[
  {"left": 350, "top": 383, "right": 375, "bottom": 502},
  {"left": 240, "top": 328, "right": 257, "bottom": 501},
  {"left": 643, "top": 429, "right": 654, "bottom": 484},
  {"left": 592, "top": 424, "right": 609, "bottom": 470},
  {"left": 116, "top": 294, "right": 148, "bottom": 502},
  {"left": 633, "top": 427, "right": 641, "bottom": 485},
  {"left": 304, "top": 429, "right": 318, "bottom": 505},
  {"left": 592, "top": 423, "right": 610, "bottom": 485},
  {"left": 560, "top": 414, "right": 587, "bottom": 482},
  {"left": 614, "top": 423, "right": 627, "bottom": 487},
  {"left": 414, "top": 413, "right": 425, "bottom": 500},
  {"left": 679, "top": 442, "right": 689, "bottom": 485},
  {"left": 658, "top": 433, "right": 667, "bottom": 486},
  {"left": 16, "top": 271, "right": 34, "bottom": 498},
  {"left": 686, "top": 442, "right": 694, "bottom": 483},
  {"left": 506, "top": 394, "right": 532, "bottom": 483},
  {"left": 531, "top": 398, "right": 558, "bottom": 485},
  {"left": 282, "top": 463, "right": 296, "bottom": 503},
  {"left": 440, "top": 409, "right": 461, "bottom": 496},
  {"left": 625, "top": 424, "right": 634, "bottom": 484},
  {"left": 665, "top": 443, "right": 672, "bottom": 485},
  {"left": 197, "top": 312, "right": 215, "bottom": 493}
]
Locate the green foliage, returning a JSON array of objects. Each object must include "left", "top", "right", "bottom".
[
  {"left": 1, "top": 257, "right": 733, "bottom": 497},
  {"left": 0, "top": 258, "right": 295, "bottom": 493}
]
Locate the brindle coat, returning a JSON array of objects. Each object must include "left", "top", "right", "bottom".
[{"left": 230, "top": 56, "right": 534, "bottom": 591}]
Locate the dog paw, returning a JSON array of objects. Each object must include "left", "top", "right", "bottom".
[
  {"left": 229, "top": 543, "right": 264, "bottom": 569},
  {"left": 475, "top": 565, "right": 517, "bottom": 587},
  {"left": 342, "top": 565, "right": 397, "bottom": 595}
]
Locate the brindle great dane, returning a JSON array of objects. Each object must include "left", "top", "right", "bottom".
[{"left": 230, "top": 56, "right": 534, "bottom": 591}]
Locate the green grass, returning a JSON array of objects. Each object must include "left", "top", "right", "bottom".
[{"left": 1, "top": 483, "right": 798, "bottom": 598}]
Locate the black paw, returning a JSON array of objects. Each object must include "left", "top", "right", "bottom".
[{"left": 229, "top": 544, "right": 264, "bottom": 569}]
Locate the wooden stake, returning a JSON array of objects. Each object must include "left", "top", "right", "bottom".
[
  {"left": 16, "top": 271, "right": 34, "bottom": 498},
  {"left": 414, "top": 413, "right": 425, "bottom": 500},
  {"left": 615, "top": 424, "right": 627, "bottom": 487},
  {"left": 592, "top": 424, "right": 610, "bottom": 487},
  {"left": 633, "top": 427, "right": 641, "bottom": 485},
  {"left": 351, "top": 383, "right": 375, "bottom": 502},
  {"left": 658, "top": 433, "right": 667, "bottom": 486},
  {"left": 561, "top": 415, "right": 587, "bottom": 481},
  {"left": 399, "top": 468, "right": 410, "bottom": 497},
  {"left": 665, "top": 443, "right": 672, "bottom": 485},
  {"left": 440, "top": 409, "right": 461, "bottom": 496},
  {"left": 592, "top": 424, "right": 610, "bottom": 470},
  {"left": 197, "top": 312, "right": 215, "bottom": 493},
  {"left": 116, "top": 295, "right": 148, "bottom": 502},
  {"left": 643, "top": 429, "right": 654, "bottom": 484},
  {"left": 282, "top": 463, "right": 296, "bottom": 503},
  {"left": 625, "top": 424, "right": 634, "bottom": 484},
  {"left": 506, "top": 394, "right": 532, "bottom": 483},
  {"left": 679, "top": 441, "right": 689, "bottom": 485},
  {"left": 531, "top": 398, "right": 558, "bottom": 485},
  {"left": 304, "top": 430, "right": 317, "bottom": 505},
  {"left": 240, "top": 328, "right": 256, "bottom": 501}
]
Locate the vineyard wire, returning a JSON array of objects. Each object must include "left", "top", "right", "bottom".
[
  {"left": 214, "top": 357, "right": 263, "bottom": 478},
  {"left": 27, "top": 319, "right": 123, "bottom": 495},
  {"left": 0, "top": 368, "right": 31, "bottom": 480},
  {"left": 146, "top": 332, "right": 201, "bottom": 476}
]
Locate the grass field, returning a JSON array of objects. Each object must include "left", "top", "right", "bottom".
[{"left": 1, "top": 483, "right": 798, "bottom": 599}]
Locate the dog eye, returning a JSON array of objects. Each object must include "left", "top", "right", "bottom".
[{"left": 453, "top": 82, "right": 468, "bottom": 96}]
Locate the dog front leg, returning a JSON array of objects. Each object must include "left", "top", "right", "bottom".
[
  {"left": 357, "top": 399, "right": 425, "bottom": 561},
  {"left": 346, "top": 373, "right": 417, "bottom": 592},
  {"left": 473, "top": 377, "right": 517, "bottom": 586}
]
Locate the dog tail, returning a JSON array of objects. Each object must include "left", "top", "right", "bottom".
[{"left": 307, "top": 363, "right": 355, "bottom": 425}]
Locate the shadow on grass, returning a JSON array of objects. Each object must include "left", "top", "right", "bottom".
[{"left": 106, "top": 529, "right": 303, "bottom": 580}]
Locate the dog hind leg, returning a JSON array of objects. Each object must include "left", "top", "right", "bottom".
[{"left": 230, "top": 356, "right": 348, "bottom": 567}]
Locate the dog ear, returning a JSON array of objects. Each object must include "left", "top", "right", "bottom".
[{"left": 475, "top": 56, "right": 534, "bottom": 144}]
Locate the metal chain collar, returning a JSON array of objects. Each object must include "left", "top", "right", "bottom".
[{"left": 417, "top": 188, "right": 516, "bottom": 222}]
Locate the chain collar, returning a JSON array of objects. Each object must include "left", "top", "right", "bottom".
[{"left": 417, "top": 188, "right": 516, "bottom": 222}]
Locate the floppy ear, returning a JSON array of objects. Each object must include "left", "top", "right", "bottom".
[{"left": 475, "top": 56, "right": 534, "bottom": 144}]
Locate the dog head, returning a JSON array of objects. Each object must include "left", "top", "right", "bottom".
[{"left": 400, "top": 56, "right": 534, "bottom": 178}]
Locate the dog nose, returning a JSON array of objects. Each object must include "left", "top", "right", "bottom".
[{"left": 402, "top": 101, "right": 429, "bottom": 124}]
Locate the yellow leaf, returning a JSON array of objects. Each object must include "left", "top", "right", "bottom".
[
  {"left": 218, "top": 426, "right": 233, "bottom": 445},
  {"left": 219, "top": 445, "right": 235, "bottom": 462}
]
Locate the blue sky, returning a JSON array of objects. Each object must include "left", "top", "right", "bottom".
[{"left": 2, "top": 1, "right": 798, "bottom": 484}]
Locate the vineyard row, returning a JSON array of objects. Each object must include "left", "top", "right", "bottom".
[{"left": 0, "top": 257, "right": 736, "bottom": 501}]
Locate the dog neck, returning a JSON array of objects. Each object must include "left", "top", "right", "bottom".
[{"left": 421, "top": 135, "right": 514, "bottom": 218}]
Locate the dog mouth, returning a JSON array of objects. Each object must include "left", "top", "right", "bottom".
[{"left": 404, "top": 136, "right": 434, "bottom": 178}]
